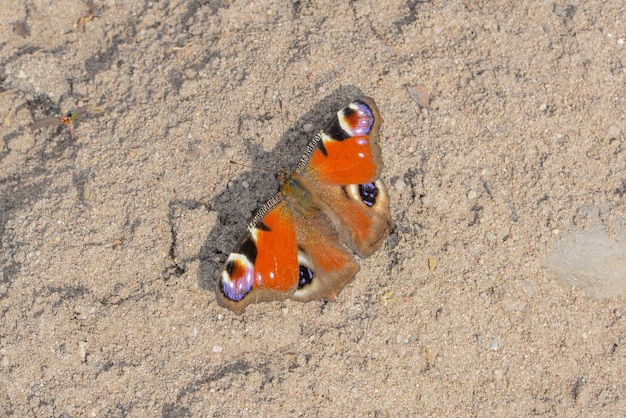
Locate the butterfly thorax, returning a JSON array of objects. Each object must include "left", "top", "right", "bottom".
[{"left": 281, "top": 172, "right": 323, "bottom": 217}]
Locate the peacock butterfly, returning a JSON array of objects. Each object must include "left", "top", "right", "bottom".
[{"left": 217, "top": 97, "right": 393, "bottom": 314}]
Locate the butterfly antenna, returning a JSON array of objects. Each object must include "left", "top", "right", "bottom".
[
  {"left": 276, "top": 95, "right": 297, "bottom": 176},
  {"left": 276, "top": 96, "right": 287, "bottom": 167},
  {"left": 278, "top": 97, "right": 286, "bottom": 137},
  {"left": 227, "top": 160, "right": 273, "bottom": 174}
]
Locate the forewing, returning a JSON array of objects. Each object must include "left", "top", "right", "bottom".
[
  {"left": 216, "top": 197, "right": 300, "bottom": 314},
  {"left": 298, "top": 97, "right": 384, "bottom": 185}
]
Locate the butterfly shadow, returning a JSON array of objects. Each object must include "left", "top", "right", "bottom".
[{"left": 187, "top": 86, "right": 369, "bottom": 299}]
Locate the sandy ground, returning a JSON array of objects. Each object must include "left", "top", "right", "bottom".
[{"left": 1, "top": 0, "right": 625, "bottom": 416}]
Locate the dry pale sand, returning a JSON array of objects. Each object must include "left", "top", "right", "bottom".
[{"left": 1, "top": 0, "right": 625, "bottom": 416}]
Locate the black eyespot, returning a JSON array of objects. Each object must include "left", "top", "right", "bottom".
[
  {"left": 298, "top": 265, "right": 314, "bottom": 288},
  {"left": 359, "top": 182, "right": 378, "bottom": 207}
]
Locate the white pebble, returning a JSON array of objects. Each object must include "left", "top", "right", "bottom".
[
  {"left": 607, "top": 125, "right": 621, "bottom": 137},
  {"left": 79, "top": 341, "right": 88, "bottom": 362},
  {"left": 394, "top": 178, "right": 406, "bottom": 192},
  {"left": 490, "top": 338, "right": 499, "bottom": 350}
]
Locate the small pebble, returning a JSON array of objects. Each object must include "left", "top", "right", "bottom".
[
  {"left": 406, "top": 84, "right": 431, "bottom": 108},
  {"left": 212, "top": 345, "right": 223, "bottom": 353},
  {"left": 302, "top": 123, "right": 314, "bottom": 133},
  {"left": 521, "top": 281, "right": 534, "bottom": 297},
  {"left": 394, "top": 178, "right": 406, "bottom": 192},
  {"left": 490, "top": 338, "right": 499, "bottom": 350},
  {"left": 79, "top": 341, "right": 88, "bottom": 362},
  {"left": 428, "top": 257, "right": 435, "bottom": 271},
  {"left": 607, "top": 125, "right": 621, "bottom": 138}
]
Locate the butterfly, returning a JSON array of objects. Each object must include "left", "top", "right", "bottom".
[{"left": 216, "top": 97, "right": 393, "bottom": 314}]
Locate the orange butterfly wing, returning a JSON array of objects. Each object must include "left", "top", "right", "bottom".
[{"left": 216, "top": 197, "right": 300, "bottom": 314}]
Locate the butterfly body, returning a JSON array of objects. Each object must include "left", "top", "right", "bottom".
[{"left": 217, "top": 97, "right": 393, "bottom": 314}]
